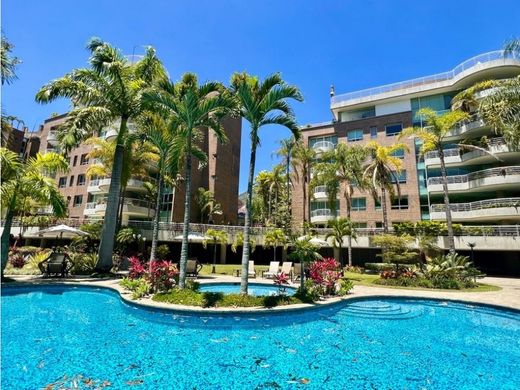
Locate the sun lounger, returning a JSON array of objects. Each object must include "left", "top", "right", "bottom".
[
  {"left": 248, "top": 260, "right": 256, "bottom": 278},
  {"left": 262, "top": 261, "right": 280, "bottom": 278},
  {"left": 280, "top": 261, "right": 292, "bottom": 278},
  {"left": 292, "top": 263, "right": 302, "bottom": 282},
  {"left": 38, "top": 252, "right": 74, "bottom": 278},
  {"left": 186, "top": 258, "right": 203, "bottom": 277}
]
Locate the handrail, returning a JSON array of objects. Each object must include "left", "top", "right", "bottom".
[
  {"left": 313, "top": 185, "right": 328, "bottom": 194},
  {"left": 97, "top": 197, "right": 153, "bottom": 209},
  {"left": 310, "top": 208, "right": 337, "bottom": 217},
  {"left": 430, "top": 197, "right": 520, "bottom": 212},
  {"left": 425, "top": 137, "right": 508, "bottom": 160},
  {"left": 427, "top": 166, "right": 520, "bottom": 186},
  {"left": 311, "top": 140, "right": 335, "bottom": 151},
  {"left": 331, "top": 50, "right": 520, "bottom": 105}
]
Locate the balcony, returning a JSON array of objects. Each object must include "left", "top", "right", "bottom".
[
  {"left": 311, "top": 140, "right": 335, "bottom": 155},
  {"left": 312, "top": 186, "right": 329, "bottom": 200},
  {"left": 430, "top": 197, "right": 520, "bottom": 222},
  {"left": 47, "top": 131, "right": 58, "bottom": 145},
  {"left": 97, "top": 177, "right": 153, "bottom": 193},
  {"left": 83, "top": 202, "right": 97, "bottom": 216},
  {"left": 424, "top": 138, "right": 516, "bottom": 167},
  {"left": 104, "top": 129, "right": 118, "bottom": 141},
  {"left": 310, "top": 208, "right": 337, "bottom": 224},
  {"left": 444, "top": 114, "right": 490, "bottom": 141},
  {"left": 427, "top": 166, "right": 520, "bottom": 194},
  {"left": 93, "top": 197, "right": 155, "bottom": 218},
  {"left": 87, "top": 178, "right": 101, "bottom": 193}
]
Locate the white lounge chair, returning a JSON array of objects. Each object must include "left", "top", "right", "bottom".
[
  {"left": 280, "top": 262, "right": 293, "bottom": 278},
  {"left": 248, "top": 260, "right": 257, "bottom": 278},
  {"left": 262, "top": 261, "right": 280, "bottom": 279}
]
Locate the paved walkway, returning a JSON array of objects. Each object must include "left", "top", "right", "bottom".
[{"left": 4, "top": 274, "right": 520, "bottom": 311}]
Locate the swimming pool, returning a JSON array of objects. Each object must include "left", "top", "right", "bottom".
[
  {"left": 198, "top": 282, "right": 296, "bottom": 296},
  {"left": 2, "top": 285, "right": 519, "bottom": 389}
]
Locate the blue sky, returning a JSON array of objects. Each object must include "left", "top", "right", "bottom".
[{"left": 3, "top": 0, "right": 519, "bottom": 192}]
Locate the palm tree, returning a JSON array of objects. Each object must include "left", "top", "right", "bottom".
[
  {"left": 203, "top": 228, "right": 229, "bottom": 274},
  {"left": 196, "top": 188, "right": 223, "bottom": 224},
  {"left": 363, "top": 141, "right": 409, "bottom": 234},
  {"left": 275, "top": 136, "right": 296, "bottom": 229},
  {"left": 400, "top": 108, "right": 469, "bottom": 251},
  {"left": 1, "top": 35, "right": 21, "bottom": 85},
  {"left": 267, "top": 164, "right": 285, "bottom": 226},
  {"left": 142, "top": 181, "right": 158, "bottom": 219},
  {"left": 231, "top": 72, "right": 303, "bottom": 294},
  {"left": 292, "top": 142, "right": 316, "bottom": 227},
  {"left": 326, "top": 218, "right": 357, "bottom": 268},
  {"left": 36, "top": 38, "right": 167, "bottom": 272},
  {"left": 143, "top": 73, "right": 234, "bottom": 288},
  {"left": 254, "top": 171, "right": 272, "bottom": 224},
  {"left": 138, "top": 112, "right": 187, "bottom": 262},
  {"left": 263, "top": 228, "right": 287, "bottom": 262},
  {"left": 289, "top": 236, "right": 322, "bottom": 292},
  {"left": 1, "top": 149, "right": 68, "bottom": 276}
]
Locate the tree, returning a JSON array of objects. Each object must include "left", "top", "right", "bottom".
[
  {"left": 263, "top": 228, "right": 288, "bottom": 262},
  {"left": 275, "top": 136, "right": 296, "bottom": 230},
  {"left": 1, "top": 35, "right": 21, "bottom": 85},
  {"left": 400, "top": 108, "right": 470, "bottom": 251},
  {"left": 1, "top": 149, "right": 68, "bottom": 276},
  {"left": 36, "top": 38, "right": 167, "bottom": 272},
  {"left": 292, "top": 142, "right": 316, "bottom": 227},
  {"left": 196, "top": 188, "right": 223, "bottom": 224},
  {"left": 143, "top": 73, "right": 234, "bottom": 288},
  {"left": 203, "top": 228, "right": 229, "bottom": 273},
  {"left": 325, "top": 218, "right": 357, "bottom": 267},
  {"left": 138, "top": 112, "right": 186, "bottom": 263},
  {"left": 289, "top": 236, "right": 322, "bottom": 292},
  {"left": 372, "top": 234, "right": 417, "bottom": 271},
  {"left": 363, "top": 141, "right": 409, "bottom": 233},
  {"left": 231, "top": 232, "right": 256, "bottom": 255},
  {"left": 231, "top": 72, "right": 303, "bottom": 294}
]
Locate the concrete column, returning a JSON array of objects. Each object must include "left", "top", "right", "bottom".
[{"left": 219, "top": 244, "right": 227, "bottom": 264}]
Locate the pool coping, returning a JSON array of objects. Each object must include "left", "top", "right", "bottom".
[{"left": 3, "top": 276, "right": 520, "bottom": 314}]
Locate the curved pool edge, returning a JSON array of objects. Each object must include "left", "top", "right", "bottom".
[{"left": 2, "top": 278, "right": 520, "bottom": 316}]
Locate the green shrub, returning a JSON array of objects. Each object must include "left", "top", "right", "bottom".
[
  {"left": 365, "top": 263, "right": 399, "bottom": 272},
  {"left": 70, "top": 253, "right": 98, "bottom": 275},
  {"left": 337, "top": 279, "right": 354, "bottom": 296},
  {"left": 120, "top": 277, "right": 151, "bottom": 299},
  {"left": 156, "top": 244, "right": 170, "bottom": 259},
  {"left": 26, "top": 250, "right": 51, "bottom": 270},
  {"left": 345, "top": 265, "right": 364, "bottom": 274}
]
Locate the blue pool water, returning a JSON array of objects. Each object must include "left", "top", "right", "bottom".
[
  {"left": 198, "top": 282, "right": 296, "bottom": 296},
  {"left": 2, "top": 285, "right": 520, "bottom": 389}
]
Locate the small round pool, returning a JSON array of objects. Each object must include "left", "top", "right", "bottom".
[{"left": 198, "top": 282, "right": 296, "bottom": 296}]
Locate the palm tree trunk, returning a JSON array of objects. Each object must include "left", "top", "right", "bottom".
[
  {"left": 240, "top": 136, "right": 258, "bottom": 294},
  {"left": 149, "top": 176, "right": 163, "bottom": 262},
  {"left": 273, "top": 246, "right": 277, "bottom": 262},
  {"left": 178, "top": 134, "right": 193, "bottom": 289},
  {"left": 97, "top": 118, "right": 127, "bottom": 273},
  {"left": 346, "top": 201, "right": 352, "bottom": 267},
  {"left": 439, "top": 148, "right": 455, "bottom": 252},
  {"left": 381, "top": 186, "right": 389, "bottom": 233},
  {"left": 1, "top": 193, "right": 18, "bottom": 277},
  {"left": 302, "top": 167, "right": 307, "bottom": 226},
  {"left": 300, "top": 261, "right": 305, "bottom": 292},
  {"left": 117, "top": 186, "right": 126, "bottom": 231},
  {"left": 212, "top": 241, "right": 217, "bottom": 274}
]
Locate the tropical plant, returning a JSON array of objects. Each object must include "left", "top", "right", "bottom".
[
  {"left": 289, "top": 236, "right": 322, "bottom": 292},
  {"left": 1, "top": 149, "right": 68, "bottom": 276},
  {"left": 1, "top": 34, "right": 20, "bottom": 85},
  {"left": 309, "top": 257, "right": 342, "bottom": 295},
  {"left": 400, "top": 108, "right": 471, "bottom": 251},
  {"left": 70, "top": 252, "right": 99, "bottom": 275},
  {"left": 371, "top": 234, "right": 417, "bottom": 271},
  {"left": 325, "top": 218, "right": 357, "bottom": 267},
  {"left": 231, "top": 232, "right": 256, "bottom": 254},
  {"left": 275, "top": 136, "right": 297, "bottom": 230},
  {"left": 196, "top": 188, "right": 223, "bottom": 224},
  {"left": 292, "top": 141, "right": 316, "bottom": 227},
  {"left": 70, "top": 222, "right": 103, "bottom": 253},
  {"left": 231, "top": 72, "right": 303, "bottom": 294},
  {"left": 202, "top": 228, "right": 229, "bottom": 274},
  {"left": 263, "top": 228, "right": 288, "bottom": 262},
  {"left": 143, "top": 73, "right": 234, "bottom": 288},
  {"left": 36, "top": 37, "right": 167, "bottom": 272},
  {"left": 363, "top": 141, "right": 409, "bottom": 233}
]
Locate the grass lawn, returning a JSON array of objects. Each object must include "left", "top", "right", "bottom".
[{"left": 198, "top": 263, "right": 269, "bottom": 276}]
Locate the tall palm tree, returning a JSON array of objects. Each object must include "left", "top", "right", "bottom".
[
  {"left": 325, "top": 218, "right": 357, "bottom": 267},
  {"left": 1, "top": 148, "right": 68, "bottom": 276},
  {"left": 363, "top": 141, "right": 409, "bottom": 234},
  {"left": 254, "top": 170, "right": 272, "bottom": 224},
  {"left": 267, "top": 164, "right": 285, "bottom": 226},
  {"left": 143, "top": 73, "right": 234, "bottom": 288},
  {"left": 196, "top": 188, "right": 223, "bottom": 224},
  {"left": 36, "top": 38, "right": 167, "bottom": 272},
  {"left": 263, "top": 228, "right": 287, "bottom": 262},
  {"left": 275, "top": 136, "right": 296, "bottom": 228},
  {"left": 138, "top": 112, "right": 189, "bottom": 262},
  {"left": 400, "top": 108, "right": 469, "bottom": 251},
  {"left": 292, "top": 142, "right": 316, "bottom": 227},
  {"left": 231, "top": 72, "right": 303, "bottom": 294},
  {"left": 1, "top": 35, "right": 21, "bottom": 85}
]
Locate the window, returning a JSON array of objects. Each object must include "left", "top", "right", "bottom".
[
  {"left": 73, "top": 156, "right": 78, "bottom": 166},
  {"left": 391, "top": 170, "right": 407, "bottom": 183},
  {"left": 73, "top": 195, "right": 83, "bottom": 207},
  {"left": 351, "top": 197, "right": 366, "bottom": 211},
  {"left": 375, "top": 199, "right": 382, "bottom": 210},
  {"left": 161, "top": 193, "right": 174, "bottom": 212},
  {"left": 309, "top": 135, "right": 338, "bottom": 149},
  {"left": 80, "top": 154, "right": 89, "bottom": 165},
  {"left": 391, "top": 196, "right": 409, "bottom": 210},
  {"left": 69, "top": 175, "right": 75, "bottom": 186},
  {"left": 77, "top": 174, "right": 86, "bottom": 186},
  {"left": 390, "top": 149, "right": 405, "bottom": 159},
  {"left": 354, "top": 222, "right": 367, "bottom": 228},
  {"left": 347, "top": 129, "right": 363, "bottom": 142},
  {"left": 385, "top": 123, "right": 403, "bottom": 136},
  {"left": 58, "top": 177, "right": 67, "bottom": 188},
  {"left": 370, "top": 126, "right": 378, "bottom": 138}
]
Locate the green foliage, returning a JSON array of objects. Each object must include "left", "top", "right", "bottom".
[
  {"left": 120, "top": 277, "right": 151, "bottom": 299},
  {"left": 420, "top": 252, "right": 483, "bottom": 284},
  {"left": 70, "top": 222, "right": 102, "bottom": 252},
  {"left": 70, "top": 252, "right": 98, "bottom": 275},
  {"left": 156, "top": 244, "right": 170, "bottom": 260},
  {"left": 203, "top": 229, "right": 229, "bottom": 248},
  {"left": 263, "top": 229, "right": 288, "bottom": 249},
  {"left": 231, "top": 232, "right": 256, "bottom": 253},
  {"left": 345, "top": 265, "right": 364, "bottom": 274},
  {"left": 26, "top": 250, "right": 51, "bottom": 270},
  {"left": 365, "top": 262, "right": 400, "bottom": 272},
  {"left": 371, "top": 234, "right": 417, "bottom": 267},
  {"left": 337, "top": 279, "right": 354, "bottom": 296},
  {"left": 196, "top": 188, "right": 223, "bottom": 223},
  {"left": 289, "top": 237, "right": 322, "bottom": 264}
]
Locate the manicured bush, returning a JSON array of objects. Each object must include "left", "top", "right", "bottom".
[
  {"left": 70, "top": 252, "right": 98, "bottom": 275},
  {"left": 365, "top": 263, "right": 399, "bottom": 272},
  {"left": 309, "top": 257, "right": 342, "bottom": 295},
  {"left": 120, "top": 278, "right": 151, "bottom": 299},
  {"left": 345, "top": 265, "right": 364, "bottom": 274}
]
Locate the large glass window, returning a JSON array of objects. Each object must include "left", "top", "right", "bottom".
[
  {"left": 309, "top": 135, "right": 338, "bottom": 149},
  {"left": 347, "top": 129, "right": 363, "bottom": 142},
  {"left": 370, "top": 126, "right": 378, "bottom": 138},
  {"left": 73, "top": 195, "right": 83, "bottom": 207},
  {"left": 391, "top": 196, "right": 409, "bottom": 210},
  {"left": 390, "top": 149, "right": 405, "bottom": 159},
  {"left": 385, "top": 123, "right": 403, "bottom": 136},
  {"left": 58, "top": 177, "right": 67, "bottom": 188},
  {"left": 391, "top": 170, "right": 407, "bottom": 183},
  {"left": 77, "top": 174, "right": 86, "bottom": 186},
  {"left": 351, "top": 197, "right": 366, "bottom": 211}
]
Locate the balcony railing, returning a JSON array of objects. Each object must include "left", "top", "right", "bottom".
[
  {"left": 331, "top": 50, "right": 520, "bottom": 106},
  {"left": 430, "top": 197, "right": 520, "bottom": 213},
  {"left": 97, "top": 197, "right": 154, "bottom": 209},
  {"left": 427, "top": 166, "right": 520, "bottom": 186},
  {"left": 310, "top": 208, "right": 337, "bottom": 218},
  {"left": 425, "top": 137, "right": 508, "bottom": 161},
  {"left": 311, "top": 140, "right": 335, "bottom": 152}
]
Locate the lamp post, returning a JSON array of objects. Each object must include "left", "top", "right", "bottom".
[{"left": 467, "top": 242, "right": 476, "bottom": 263}]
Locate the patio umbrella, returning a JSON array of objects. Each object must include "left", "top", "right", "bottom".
[
  {"left": 173, "top": 232, "right": 210, "bottom": 242},
  {"left": 296, "top": 235, "right": 329, "bottom": 247},
  {"left": 36, "top": 224, "right": 89, "bottom": 239}
]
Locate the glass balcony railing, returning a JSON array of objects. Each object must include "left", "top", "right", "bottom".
[
  {"left": 427, "top": 166, "right": 520, "bottom": 186},
  {"left": 430, "top": 197, "right": 520, "bottom": 213}
]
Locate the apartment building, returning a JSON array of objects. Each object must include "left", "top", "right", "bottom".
[
  {"left": 38, "top": 114, "right": 241, "bottom": 224},
  {"left": 1, "top": 124, "right": 40, "bottom": 161},
  {"left": 294, "top": 50, "right": 520, "bottom": 228}
]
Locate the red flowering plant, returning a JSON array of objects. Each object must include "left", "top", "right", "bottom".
[
  {"left": 309, "top": 257, "right": 342, "bottom": 296},
  {"left": 128, "top": 256, "right": 146, "bottom": 279},
  {"left": 148, "top": 260, "right": 178, "bottom": 292},
  {"left": 273, "top": 272, "right": 290, "bottom": 295}
]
